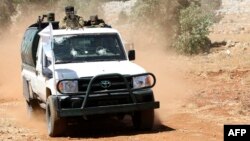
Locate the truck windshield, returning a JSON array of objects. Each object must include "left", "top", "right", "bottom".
[{"left": 53, "top": 33, "right": 126, "bottom": 64}]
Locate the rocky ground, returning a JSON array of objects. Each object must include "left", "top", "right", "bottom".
[{"left": 1, "top": 0, "right": 250, "bottom": 140}]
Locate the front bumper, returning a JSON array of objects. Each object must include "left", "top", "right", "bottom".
[
  {"left": 53, "top": 73, "right": 160, "bottom": 118},
  {"left": 52, "top": 90, "right": 159, "bottom": 117},
  {"left": 59, "top": 101, "right": 159, "bottom": 117}
]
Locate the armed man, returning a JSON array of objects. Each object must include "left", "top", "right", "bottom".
[
  {"left": 85, "top": 15, "right": 111, "bottom": 28},
  {"left": 60, "top": 6, "right": 85, "bottom": 29}
]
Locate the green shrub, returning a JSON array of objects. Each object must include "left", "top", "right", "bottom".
[
  {"left": 131, "top": 0, "right": 179, "bottom": 30},
  {"left": 130, "top": 0, "right": 221, "bottom": 54},
  {"left": 129, "top": 0, "right": 180, "bottom": 46},
  {"left": 0, "top": 0, "right": 15, "bottom": 31},
  {"left": 173, "top": 2, "right": 213, "bottom": 54}
]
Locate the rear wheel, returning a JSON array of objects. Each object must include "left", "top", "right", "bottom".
[
  {"left": 132, "top": 109, "right": 154, "bottom": 130},
  {"left": 25, "top": 82, "right": 40, "bottom": 119},
  {"left": 46, "top": 96, "right": 66, "bottom": 137},
  {"left": 26, "top": 100, "right": 40, "bottom": 119}
]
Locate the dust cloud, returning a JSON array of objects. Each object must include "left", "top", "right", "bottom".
[
  {"left": 129, "top": 26, "right": 196, "bottom": 123},
  {"left": 0, "top": 30, "right": 22, "bottom": 99},
  {"left": 0, "top": 5, "right": 54, "bottom": 134},
  {"left": 114, "top": 6, "right": 197, "bottom": 124},
  {"left": 0, "top": 4, "right": 65, "bottom": 100}
]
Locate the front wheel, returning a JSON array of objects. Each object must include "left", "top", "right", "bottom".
[
  {"left": 46, "top": 96, "right": 66, "bottom": 137},
  {"left": 132, "top": 109, "right": 154, "bottom": 131}
]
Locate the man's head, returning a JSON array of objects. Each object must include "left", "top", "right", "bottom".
[
  {"left": 90, "top": 15, "right": 98, "bottom": 25},
  {"left": 65, "top": 6, "right": 75, "bottom": 18}
]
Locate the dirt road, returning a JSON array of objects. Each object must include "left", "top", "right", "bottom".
[{"left": 1, "top": 0, "right": 250, "bottom": 140}]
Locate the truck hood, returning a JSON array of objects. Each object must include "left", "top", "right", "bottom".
[{"left": 54, "top": 61, "right": 146, "bottom": 79}]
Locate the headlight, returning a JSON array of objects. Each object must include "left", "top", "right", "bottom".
[
  {"left": 133, "top": 75, "right": 151, "bottom": 89},
  {"left": 58, "top": 80, "right": 78, "bottom": 93}
]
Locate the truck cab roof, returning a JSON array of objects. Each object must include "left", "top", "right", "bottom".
[{"left": 52, "top": 27, "right": 119, "bottom": 36}]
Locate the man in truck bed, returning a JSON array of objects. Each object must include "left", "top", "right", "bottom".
[{"left": 60, "top": 6, "right": 84, "bottom": 29}]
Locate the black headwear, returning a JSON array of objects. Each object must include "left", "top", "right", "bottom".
[
  {"left": 65, "top": 6, "right": 74, "bottom": 13},
  {"left": 47, "top": 13, "right": 55, "bottom": 21},
  {"left": 90, "top": 15, "right": 98, "bottom": 22}
]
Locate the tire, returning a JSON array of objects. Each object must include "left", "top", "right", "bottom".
[
  {"left": 25, "top": 81, "right": 40, "bottom": 119},
  {"left": 132, "top": 109, "right": 154, "bottom": 130},
  {"left": 22, "top": 78, "right": 30, "bottom": 101},
  {"left": 46, "top": 96, "right": 66, "bottom": 137}
]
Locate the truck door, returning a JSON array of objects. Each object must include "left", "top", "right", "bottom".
[
  {"left": 35, "top": 38, "right": 47, "bottom": 102},
  {"left": 35, "top": 24, "right": 54, "bottom": 102}
]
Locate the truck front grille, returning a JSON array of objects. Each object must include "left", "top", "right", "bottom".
[{"left": 78, "top": 76, "right": 133, "bottom": 94}]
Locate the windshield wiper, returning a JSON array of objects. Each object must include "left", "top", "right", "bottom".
[
  {"left": 70, "top": 60, "right": 87, "bottom": 63},
  {"left": 55, "top": 60, "right": 73, "bottom": 64},
  {"left": 90, "top": 59, "right": 122, "bottom": 62}
]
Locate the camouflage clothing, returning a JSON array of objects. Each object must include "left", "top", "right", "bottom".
[
  {"left": 60, "top": 15, "right": 84, "bottom": 29},
  {"left": 85, "top": 15, "right": 110, "bottom": 28}
]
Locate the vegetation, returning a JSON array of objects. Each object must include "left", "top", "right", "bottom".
[
  {"left": 130, "top": 0, "right": 221, "bottom": 54},
  {"left": 130, "top": 0, "right": 179, "bottom": 37},
  {"left": 0, "top": 0, "right": 15, "bottom": 29},
  {"left": 174, "top": 2, "right": 213, "bottom": 54}
]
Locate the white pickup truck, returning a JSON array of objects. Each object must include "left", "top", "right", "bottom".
[{"left": 21, "top": 13, "right": 159, "bottom": 137}]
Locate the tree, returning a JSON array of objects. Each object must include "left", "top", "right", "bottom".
[
  {"left": 0, "top": 0, "right": 15, "bottom": 28},
  {"left": 173, "top": 2, "right": 213, "bottom": 54}
]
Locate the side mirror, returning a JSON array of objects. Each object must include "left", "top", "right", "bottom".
[
  {"left": 42, "top": 67, "right": 53, "bottom": 79},
  {"left": 128, "top": 50, "right": 135, "bottom": 61}
]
